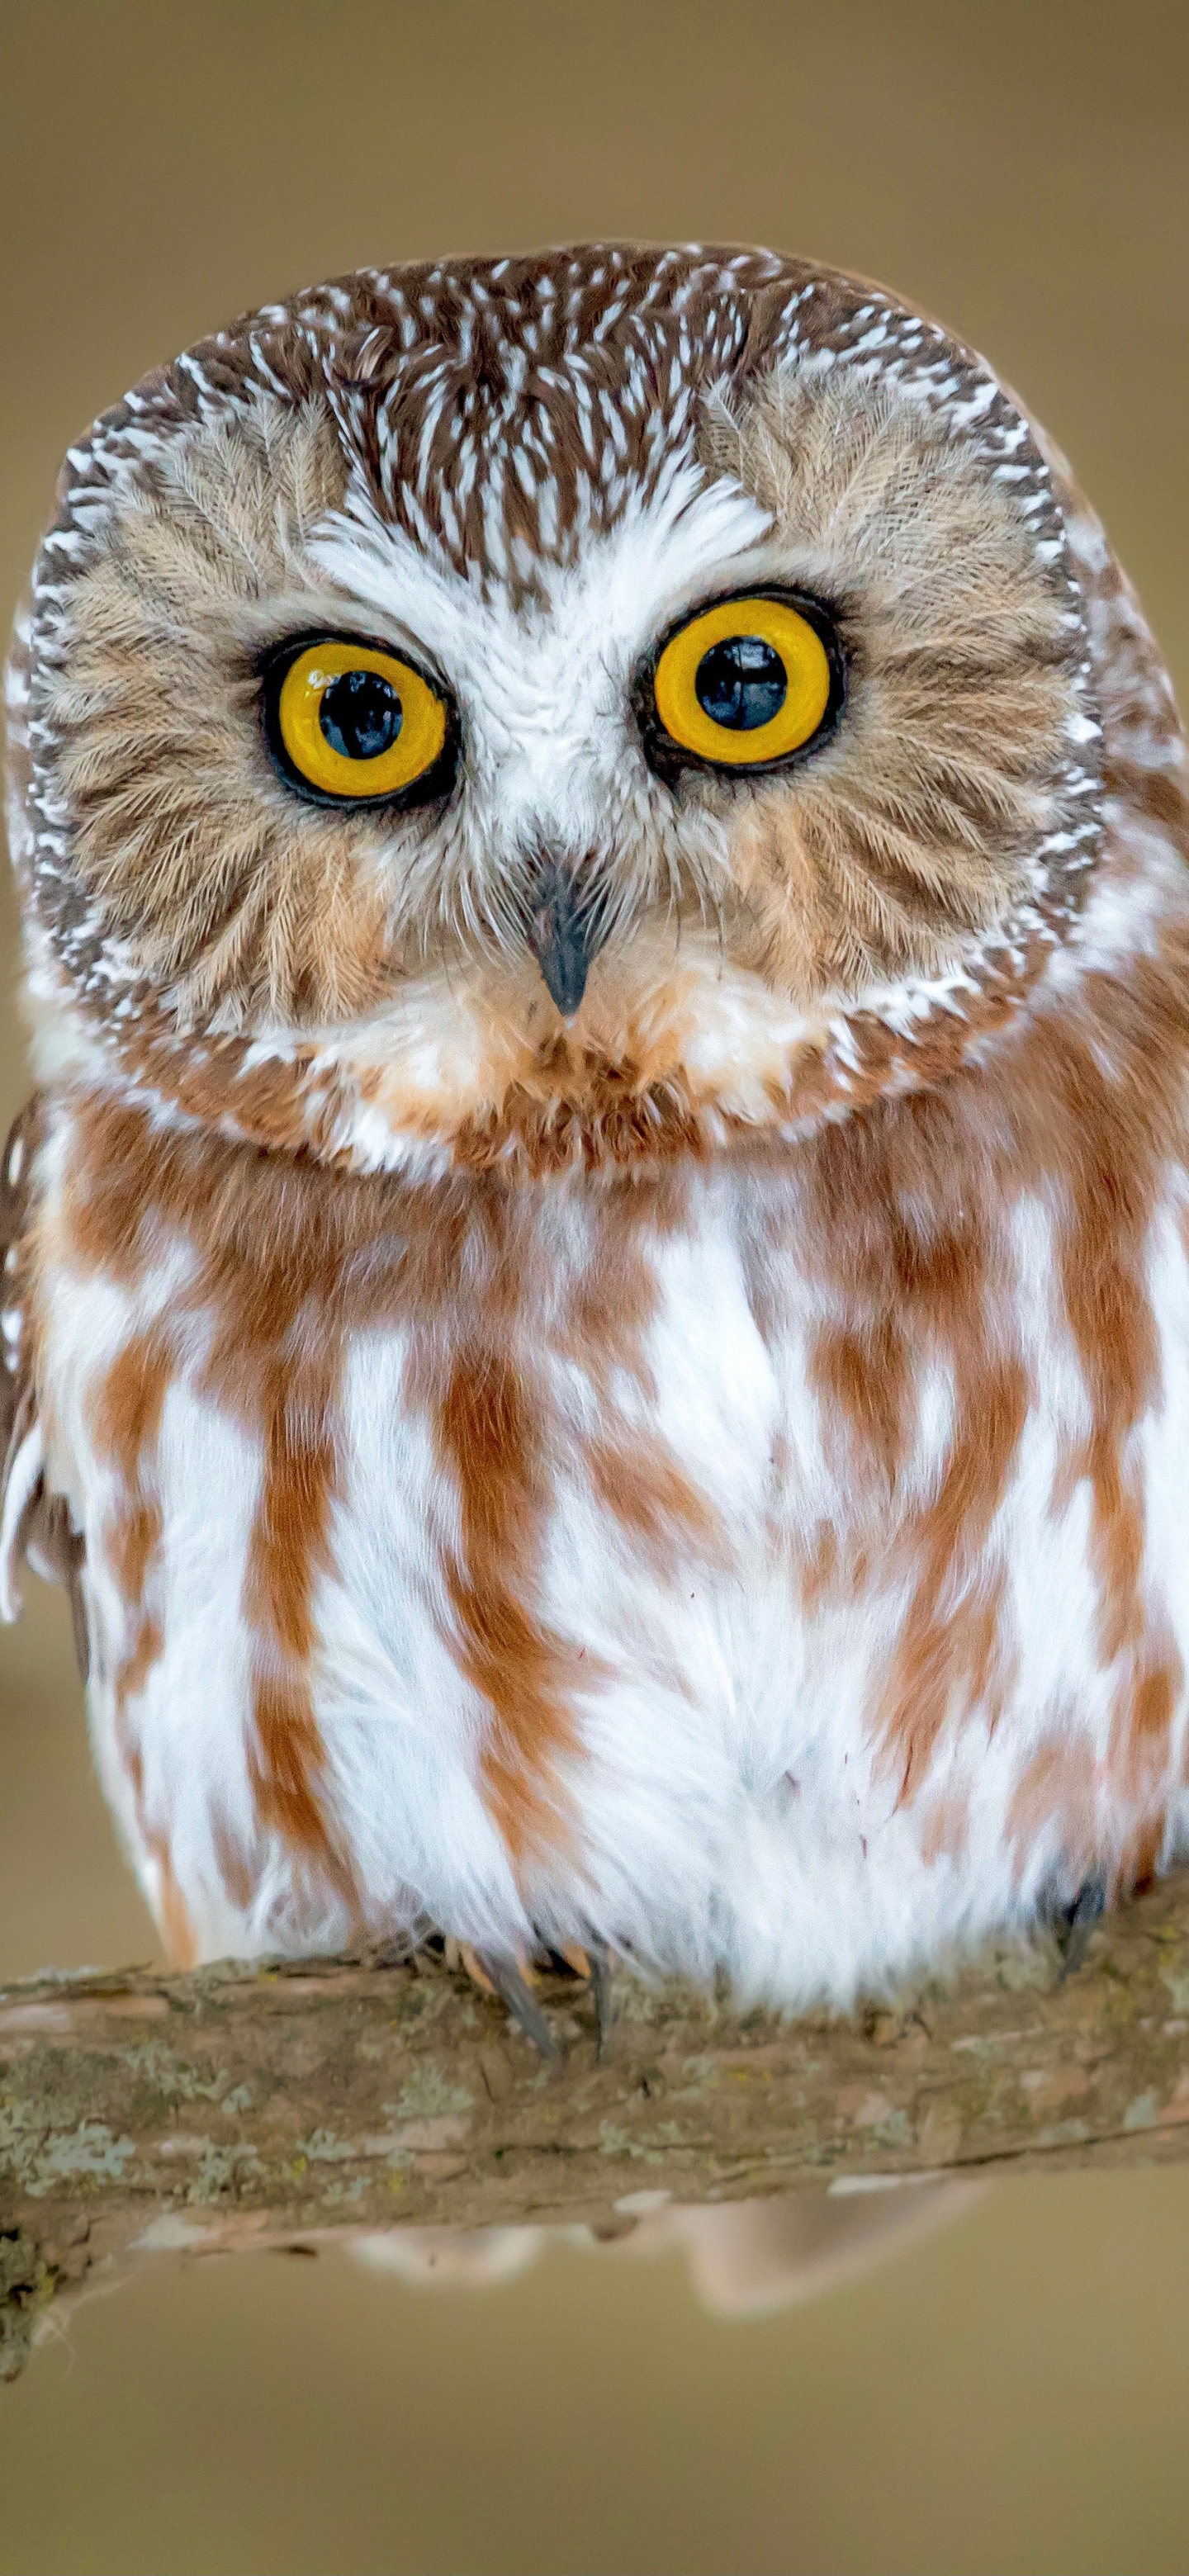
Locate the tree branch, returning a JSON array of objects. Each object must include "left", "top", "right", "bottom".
[{"left": 5, "top": 1873, "right": 1189, "bottom": 2379}]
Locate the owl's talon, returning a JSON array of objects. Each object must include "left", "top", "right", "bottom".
[
  {"left": 485, "top": 1953, "right": 564, "bottom": 2066},
  {"left": 555, "top": 1942, "right": 614, "bottom": 2053},
  {"left": 583, "top": 1940, "right": 615, "bottom": 2058},
  {"left": 1054, "top": 1875, "right": 1107, "bottom": 1979},
  {"left": 449, "top": 1939, "right": 562, "bottom": 2065}
]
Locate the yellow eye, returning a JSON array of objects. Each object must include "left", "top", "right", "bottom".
[
  {"left": 651, "top": 594, "right": 835, "bottom": 768},
  {"left": 273, "top": 639, "right": 448, "bottom": 802}
]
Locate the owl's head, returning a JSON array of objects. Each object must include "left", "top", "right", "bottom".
[{"left": 7, "top": 246, "right": 1106, "bottom": 1177}]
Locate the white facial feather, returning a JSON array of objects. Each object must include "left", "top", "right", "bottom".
[{"left": 309, "top": 460, "right": 772, "bottom": 905}]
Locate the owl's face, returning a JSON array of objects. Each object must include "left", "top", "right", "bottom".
[{"left": 9, "top": 248, "right": 1101, "bottom": 1176}]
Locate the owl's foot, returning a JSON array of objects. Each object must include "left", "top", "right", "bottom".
[
  {"left": 448, "top": 1940, "right": 564, "bottom": 2067},
  {"left": 560, "top": 1940, "right": 615, "bottom": 2058},
  {"left": 1053, "top": 1875, "right": 1107, "bottom": 1979},
  {"left": 444, "top": 1937, "right": 614, "bottom": 2063}
]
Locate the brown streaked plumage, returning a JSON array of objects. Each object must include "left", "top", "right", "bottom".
[{"left": 4, "top": 244, "right": 1189, "bottom": 2018}]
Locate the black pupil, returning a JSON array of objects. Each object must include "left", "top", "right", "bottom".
[
  {"left": 694, "top": 633, "right": 787, "bottom": 731},
  {"left": 319, "top": 669, "right": 402, "bottom": 761}
]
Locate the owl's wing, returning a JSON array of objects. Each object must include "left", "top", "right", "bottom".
[{"left": 0, "top": 1097, "right": 88, "bottom": 1676}]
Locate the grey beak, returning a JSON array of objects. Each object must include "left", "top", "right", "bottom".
[{"left": 525, "top": 858, "right": 601, "bottom": 1019}]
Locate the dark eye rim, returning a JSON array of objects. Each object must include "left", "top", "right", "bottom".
[
  {"left": 258, "top": 630, "right": 460, "bottom": 812},
  {"left": 632, "top": 585, "right": 847, "bottom": 784}
]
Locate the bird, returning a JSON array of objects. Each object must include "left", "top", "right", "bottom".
[{"left": 2, "top": 241, "right": 1187, "bottom": 2044}]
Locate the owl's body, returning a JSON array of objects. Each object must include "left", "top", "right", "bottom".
[{"left": 4, "top": 246, "right": 1187, "bottom": 2005}]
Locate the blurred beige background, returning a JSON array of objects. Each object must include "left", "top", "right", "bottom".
[{"left": 1, "top": 4, "right": 1187, "bottom": 2570}]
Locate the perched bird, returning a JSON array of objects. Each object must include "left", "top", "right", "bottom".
[{"left": 2, "top": 244, "right": 1187, "bottom": 2038}]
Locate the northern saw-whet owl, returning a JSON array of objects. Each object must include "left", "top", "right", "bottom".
[{"left": 2, "top": 244, "right": 1187, "bottom": 2043}]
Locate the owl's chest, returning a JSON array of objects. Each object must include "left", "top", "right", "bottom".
[
  {"left": 40, "top": 1131, "right": 1045, "bottom": 1792},
  {"left": 48, "top": 1158, "right": 802, "bottom": 1642},
  {"left": 37, "top": 1091, "right": 1189, "bottom": 1984},
  {"left": 39, "top": 1143, "right": 865, "bottom": 1748}
]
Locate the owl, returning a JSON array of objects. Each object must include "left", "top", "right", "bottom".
[{"left": 2, "top": 243, "right": 1187, "bottom": 2049}]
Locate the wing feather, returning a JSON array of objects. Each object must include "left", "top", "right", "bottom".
[{"left": 0, "top": 1097, "right": 88, "bottom": 1676}]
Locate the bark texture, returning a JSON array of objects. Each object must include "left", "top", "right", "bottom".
[{"left": 6, "top": 1877, "right": 1189, "bottom": 2379}]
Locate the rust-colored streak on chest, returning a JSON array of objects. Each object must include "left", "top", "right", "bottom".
[
  {"left": 433, "top": 1346, "right": 578, "bottom": 1866},
  {"left": 90, "top": 1332, "right": 171, "bottom": 1707},
  {"left": 64, "top": 1094, "right": 618, "bottom": 1890},
  {"left": 1040, "top": 1000, "right": 1164, "bottom": 1666},
  {"left": 420, "top": 1173, "right": 689, "bottom": 1871},
  {"left": 880, "top": 1351, "right": 1027, "bottom": 1804},
  {"left": 241, "top": 1340, "right": 345, "bottom": 1873},
  {"left": 88, "top": 1326, "right": 173, "bottom": 1779},
  {"left": 1026, "top": 969, "right": 1188, "bottom": 1856},
  {"left": 803, "top": 917, "right": 1189, "bottom": 1829},
  {"left": 64, "top": 1096, "right": 363, "bottom": 1892},
  {"left": 1007, "top": 1731, "right": 1097, "bottom": 1886},
  {"left": 1104, "top": 1638, "right": 1187, "bottom": 1896},
  {"left": 585, "top": 1433, "right": 718, "bottom": 1575},
  {"left": 806, "top": 1101, "right": 1028, "bottom": 1802},
  {"left": 809, "top": 1310, "right": 912, "bottom": 1495},
  {"left": 564, "top": 1172, "right": 719, "bottom": 1580}
]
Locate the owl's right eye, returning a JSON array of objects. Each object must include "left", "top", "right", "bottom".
[
  {"left": 264, "top": 637, "right": 454, "bottom": 807},
  {"left": 640, "top": 590, "right": 842, "bottom": 779}
]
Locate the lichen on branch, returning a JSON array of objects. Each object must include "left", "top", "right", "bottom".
[{"left": 5, "top": 1877, "right": 1189, "bottom": 2379}]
